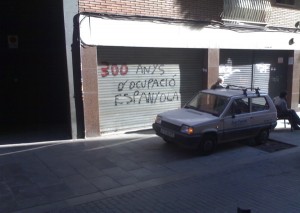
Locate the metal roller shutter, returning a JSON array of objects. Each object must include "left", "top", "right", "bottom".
[
  {"left": 220, "top": 49, "right": 253, "bottom": 89},
  {"left": 253, "top": 50, "right": 288, "bottom": 98},
  {"left": 97, "top": 47, "right": 204, "bottom": 134},
  {"left": 220, "top": 49, "right": 288, "bottom": 98}
]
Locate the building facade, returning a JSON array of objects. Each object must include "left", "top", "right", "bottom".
[
  {"left": 78, "top": 0, "right": 300, "bottom": 137},
  {"left": 2, "top": 0, "right": 300, "bottom": 140}
]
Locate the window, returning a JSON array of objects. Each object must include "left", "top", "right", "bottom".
[
  {"left": 275, "top": 0, "right": 295, "bottom": 5},
  {"left": 252, "top": 97, "right": 269, "bottom": 112},
  {"left": 226, "top": 98, "right": 249, "bottom": 116},
  {"left": 185, "top": 92, "right": 229, "bottom": 116},
  {"left": 235, "top": 98, "right": 250, "bottom": 114}
]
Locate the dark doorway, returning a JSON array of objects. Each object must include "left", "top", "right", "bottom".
[{"left": 0, "top": 0, "right": 71, "bottom": 143}]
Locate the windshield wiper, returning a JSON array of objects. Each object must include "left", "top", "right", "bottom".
[{"left": 184, "top": 105, "right": 198, "bottom": 110}]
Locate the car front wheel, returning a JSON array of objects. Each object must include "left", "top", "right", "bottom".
[{"left": 199, "top": 135, "right": 216, "bottom": 155}]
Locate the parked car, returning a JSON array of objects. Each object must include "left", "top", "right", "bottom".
[{"left": 153, "top": 87, "right": 277, "bottom": 155}]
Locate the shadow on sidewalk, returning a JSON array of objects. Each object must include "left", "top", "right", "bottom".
[{"left": 0, "top": 124, "right": 71, "bottom": 145}]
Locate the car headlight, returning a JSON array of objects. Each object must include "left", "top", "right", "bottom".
[
  {"left": 180, "top": 125, "right": 194, "bottom": 135},
  {"left": 155, "top": 116, "right": 162, "bottom": 124}
]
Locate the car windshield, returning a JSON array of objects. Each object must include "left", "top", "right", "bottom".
[{"left": 184, "top": 92, "right": 229, "bottom": 116}]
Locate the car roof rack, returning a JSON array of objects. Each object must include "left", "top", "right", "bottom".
[
  {"left": 254, "top": 88, "right": 260, "bottom": 96},
  {"left": 225, "top": 85, "right": 260, "bottom": 96}
]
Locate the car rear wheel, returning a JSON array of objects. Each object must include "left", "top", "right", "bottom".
[
  {"left": 255, "top": 129, "right": 269, "bottom": 145},
  {"left": 199, "top": 135, "right": 216, "bottom": 155}
]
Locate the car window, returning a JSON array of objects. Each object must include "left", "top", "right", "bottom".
[
  {"left": 236, "top": 98, "right": 250, "bottom": 114},
  {"left": 252, "top": 96, "right": 269, "bottom": 112},
  {"left": 225, "top": 98, "right": 249, "bottom": 116},
  {"left": 185, "top": 92, "right": 229, "bottom": 116}
]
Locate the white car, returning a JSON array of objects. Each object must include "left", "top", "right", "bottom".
[{"left": 153, "top": 87, "right": 277, "bottom": 155}]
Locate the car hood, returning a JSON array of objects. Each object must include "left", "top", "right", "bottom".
[{"left": 159, "top": 108, "right": 218, "bottom": 126}]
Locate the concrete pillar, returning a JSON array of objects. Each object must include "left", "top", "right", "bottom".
[
  {"left": 203, "top": 49, "right": 220, "bottom": 89},
  {"left": 287, "top": 50, "right": 300, "bottom": 111},
  {"left": 63, "top": 0, "right": 79, "bottom": 139},
  {"left": 81, "top": 46, "right": 101, "bottom": 137}
]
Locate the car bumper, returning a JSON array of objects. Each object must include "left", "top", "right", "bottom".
[{"left": 152, "top": 123, "right": 202, "bottom": 149}]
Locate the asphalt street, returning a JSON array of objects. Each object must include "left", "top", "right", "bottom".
[{"left": 0, "top": 119, "right": 299, "bottom": 213}]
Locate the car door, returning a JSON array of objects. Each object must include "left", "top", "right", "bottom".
[
  {"left": 220, "top": 97, "right": 253, "bottom": 142},
  {"left": 250, "top": 96, "right": 272, "bottom": 130}
]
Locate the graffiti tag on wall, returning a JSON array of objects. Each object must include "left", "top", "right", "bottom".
[{"left": 99, "top": 63, "right": 180, "bottom": 106}]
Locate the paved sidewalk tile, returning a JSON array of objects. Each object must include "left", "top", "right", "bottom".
[{"left": 0, "top": 129, "right": 299, "bottom": 212}]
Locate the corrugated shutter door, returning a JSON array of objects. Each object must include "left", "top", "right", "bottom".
[
  {"left": 220, "top": 49, "right": 288, "bottom": 97},
  {"left": 97, "top": 47, "right": 204, "bottom": 134},
  {"left": 220, "top": 50, "right": 253, "bottom": 89},
  {"left": 253, "top": 50, "right": 288, "bottom": 98}
]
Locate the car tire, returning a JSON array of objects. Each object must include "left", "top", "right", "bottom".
[
  {"left": 199, "top": 135, "right": 216, "bottom": 155},
  {"left": 255, "top": 129, "right": 269, "bottom": 145},
  {"left": 163, "top": 138, "right": 172, "bottom": 144}
]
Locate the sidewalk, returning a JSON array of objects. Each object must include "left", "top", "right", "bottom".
[{"left": 0, "top": 121, "right": 299, "bottom": 213}]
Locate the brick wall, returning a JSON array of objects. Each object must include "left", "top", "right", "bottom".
[
  {"left": 79, "top": 0, "right": 223, "bottom": 21},
  {"left": 79, "top": 1, "right": 300, "bottom": 28}
]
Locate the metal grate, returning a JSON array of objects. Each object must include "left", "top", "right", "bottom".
[
  {"left": 254, "top": 139, "right": 296, "bottom": 153},
  {"left": 161, "top": 121, "right": 181, "bottom": 131}
]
